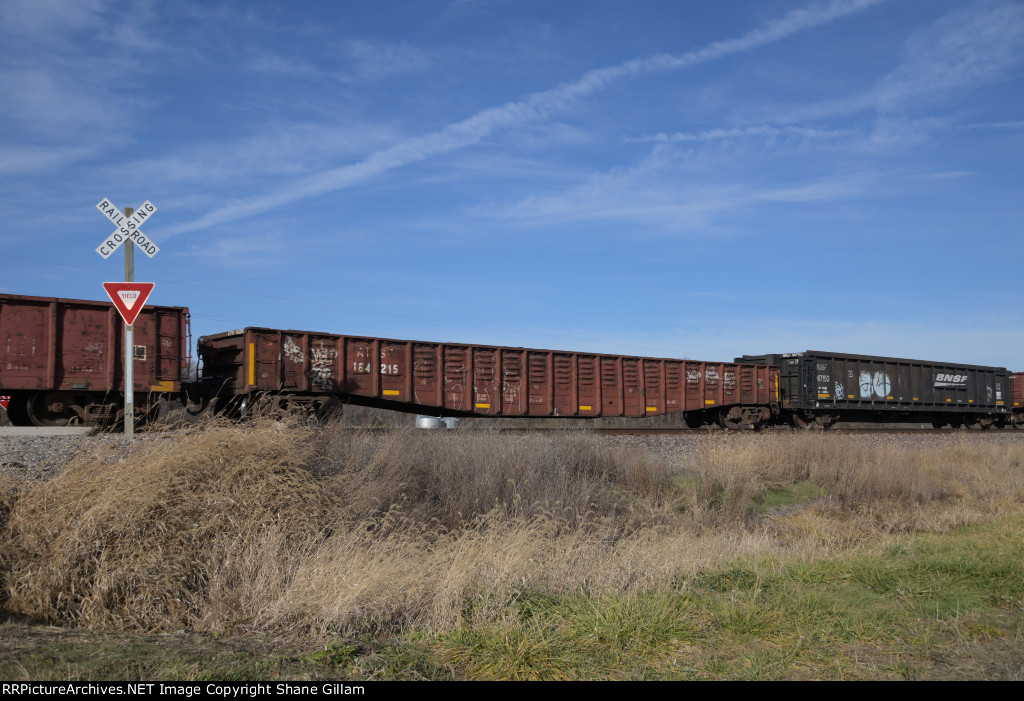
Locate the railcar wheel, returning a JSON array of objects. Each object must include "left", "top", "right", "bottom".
[
  {"left": 792, "top": 411, "right": 814, "bottom": 430},
  {"left": 26, "top": 392, "right": 76, "bottom": 427},
  {"left": 718, "top": 408, "right": 743, "bottom": 430},
  {"left": 684, "top": 412, "right": 705, "bottom": 429},
  {"left": 5, "top": 395, "right": 31, "bottom": 426}
]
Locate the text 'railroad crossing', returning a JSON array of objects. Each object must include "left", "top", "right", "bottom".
[{"left": 96, "top": 198, "right": 160, "bottom": 259}]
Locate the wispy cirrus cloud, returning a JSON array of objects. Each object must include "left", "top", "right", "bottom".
[
  {"left": 0, "top": 145, "right": 101, "bottom": 176},
  {"left": 628, "top": 125, "right": 851, "bottom": 144},
  {"left": 0, "top": 0, "right": 107, "bottom": 39},
  {"left": 470, "top": 138, "right": 873, "bottom": 232},
  {"left": 164, "top": 0, "right": 891, "bottom": 237},
  {"left": 777, "top": 0, "right": 1024, "bottom": 125},
  {"left": 341, "top": 40, "right": 430, "bottom": 81},
  {"left": 117, "top": 122, "right": 404, "bottom": 185},
  {"left": 247, "top": 53, "right": 323, "bottom": 79},
  {"left": 249, "top": 40, "right": 430, "bottom": 83}
]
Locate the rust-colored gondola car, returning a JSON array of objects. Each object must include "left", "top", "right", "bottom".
[
  {"left": 0, "top": 293, "right": 190, "bottom": 425},
  {"left": 199, "top": 328, "right": 779, "bottom": 428},
  {"left": 1013, "top": 373, "right": 1024, "bottom": 427}
]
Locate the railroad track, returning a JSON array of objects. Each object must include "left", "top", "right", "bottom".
[
  {"left": 1, "top": 424, "right": 1020, "bottom": 438},
  {"left": 496, "top": 426, "right": 1023, "bottom": 435}
]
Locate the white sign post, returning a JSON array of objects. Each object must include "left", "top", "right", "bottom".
[{"left": 95, "top": 198, "right": 160, "bottom": 440}]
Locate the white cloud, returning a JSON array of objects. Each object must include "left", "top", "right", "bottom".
[
  {"left": 164, "top": 0, "right": 891, "bottom": 237},
  {"left": 0, "top": 68, "right": 131, "bottom": 137},
  {"left": 178, "top": 233, "right": 292, "bottom": 269},
  {"left": 0, "top": 145, "right": 100, "bottom": 176},
  {"left": 248, "top": 53, "right": 322, "bottom": 79},
  {"left": 872, "top": 0, "right": 1024, "bottom": 114},
  {"left": 117, "top": 122, "right": 404, "bottom": 185},
  {"left": 629, "top": 125, "right": 852, "bottom": 144},
  {"left": 473, "top": 156, "right": 871, "bottom": 231},
  {"left": 0, "top": 0, "right": 107, "bottom": 39},
  {"left": 342, "top": 40, "right": 430, "bottom": 81},
  {"left": 777, "top": 1, "right": 1024, "bottom": 125}
]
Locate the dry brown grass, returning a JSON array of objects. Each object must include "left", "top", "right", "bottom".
[
  {"left": 1, "top": 420, "right": 338, "bottom": 630},
  {"left": 316, "top": 426, "right": 670, "bottom": 529},
  {"left": 1, "top": 421, "right": 1022, "bottom": 640}
]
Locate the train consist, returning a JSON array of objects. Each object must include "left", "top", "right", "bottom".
[{"left": 1, "top": 293, "right": 1021, "bottom": 429}]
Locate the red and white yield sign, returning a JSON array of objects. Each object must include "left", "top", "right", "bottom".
[
  {"left": 96, "top": 198, "right": 160, "bottom": 259},
  {"left": 102, "top": 282, "right": 155, "bottom": 326}
]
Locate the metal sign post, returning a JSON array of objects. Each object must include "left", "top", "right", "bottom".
[
  {"left": 96, "top": 198, "right": 161, "bottom": 440},
  {"left": 124, "top": 206, "right": 134, "bottom": 440}
]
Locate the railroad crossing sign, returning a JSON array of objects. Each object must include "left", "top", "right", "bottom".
[
  {"left": 96, "top": 198, "right": 160, "bottom": 259},
  {"left": 102, "top": 282, "right": 155, "bottom": 327}
]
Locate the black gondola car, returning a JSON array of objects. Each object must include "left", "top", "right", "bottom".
[{"left": 737, "top": 351, "right": 1011, "bottom": 429}]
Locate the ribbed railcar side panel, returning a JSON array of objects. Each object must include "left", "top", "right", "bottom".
[{"left": 0, "top": 293, "right": 188, "bottom": 394}]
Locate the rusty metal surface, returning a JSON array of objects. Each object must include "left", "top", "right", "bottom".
[
  {"left": 199, "top": 327, "right": 778, "bottom": 419},
  {"left": 1012, "top": 373, "right": 1024, "bottom": 417},
  {"left": 0, "top": 293, "right": 190, "bottom": 394}
]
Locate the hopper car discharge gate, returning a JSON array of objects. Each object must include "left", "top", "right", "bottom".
[{"left": 198, "top": 328, "right": 781, "bottom": 429}]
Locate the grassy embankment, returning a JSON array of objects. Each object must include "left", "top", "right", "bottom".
[{"left": 1, "top": 420, "right": 1022, "bottom": 680}]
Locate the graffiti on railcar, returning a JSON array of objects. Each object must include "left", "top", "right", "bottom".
[
  {"left": 308, "top": 344, "right": 337, "bottom": 391},
  {"left": 859, "top": 371, "right": 892, "bottom": 398},
  {"left": 283, "top": 337, "right": 303, "bottom": 365}
]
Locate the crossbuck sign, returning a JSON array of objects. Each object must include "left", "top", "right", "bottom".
[{"left": 96, "top": 198, "right": 160, "bottom": 259}]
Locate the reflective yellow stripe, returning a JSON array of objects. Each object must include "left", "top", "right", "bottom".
[
  {"left": 579, "top": 405, "right": 592, "bottom": 411},
  {"left": 383, "top": 390, "right": 400, "bottom": 396},
  {"left": 150, "top": 380, "right": 176, "bottom": 392},
  {"left": 475, "top": 403, "right": 490, "bottom": 409},
  {"left": 249, "top": 343, "right": 255, "bottom": 386},
  {"left": 646, "top": 406, "right": 657, "bottom": 412},
  {"left": 705, "top": 400, "right": 716, "bottom": 405}
]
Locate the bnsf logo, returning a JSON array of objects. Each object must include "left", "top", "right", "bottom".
[{"left": 936, "top": 374, "right": 967, "bottom": 383}]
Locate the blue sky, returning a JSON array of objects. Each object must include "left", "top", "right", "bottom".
[{"left": 2, "top": 0, "right": 1023, "bottom": 369}]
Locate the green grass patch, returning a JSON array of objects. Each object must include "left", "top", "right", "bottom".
[{"left": 756, "top": 480, "right": 825, "bottom": 512}]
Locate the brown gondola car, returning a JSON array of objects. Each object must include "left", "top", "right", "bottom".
[
  {"left": 1013, "top": 373, "right": 1024, "bottom": 427},
  {"left": 198, "top": 327, "right": 780, "bottom": 428},
  {"left": 0, "top": 293, "right": 190, "bottom": 426}
]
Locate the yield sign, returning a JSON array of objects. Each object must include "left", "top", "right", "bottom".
[{"left": 102, "top": 282, "right": 155, "bottom": 326}]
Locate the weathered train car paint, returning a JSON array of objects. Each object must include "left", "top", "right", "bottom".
[
  {"left": 1012, "top": 373, "right": 1024, "bottom": 427},
  {"left": 0, "top": 294, "right": 190, "bottom": 425},
  {"left": 199, "top": 328, "right": 779, "bottom": 425},
  {"left": 739, "top": 350, "right": 1011, "bottom": 428}
]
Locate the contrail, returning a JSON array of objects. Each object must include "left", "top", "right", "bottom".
[{"left": 165, "top": 0, "right": 890, "bottom": 237}]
